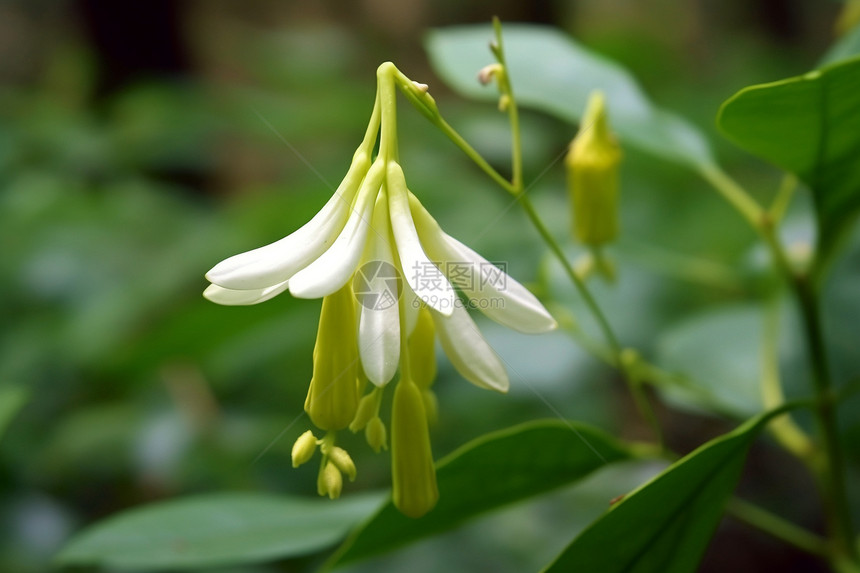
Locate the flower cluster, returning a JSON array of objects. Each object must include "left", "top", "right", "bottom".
[{"left": 204, "top": 63, "right": 556, "bottom": 517}]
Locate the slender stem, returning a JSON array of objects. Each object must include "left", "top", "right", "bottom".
[
  {"left": 427, "top": 115, "right": 515, "bottom": 193},
  {"left": 701, "top": 163, "right": 858, "bottom": 565},
  {"left": 377, "top": 63, "right": 399, "bottom": 163},
  {"left": 795, "top": 273, "right": 857, "bottom": 563},
  {"left": 699, "top": 163, "right": 764, "bottom": 228},
  {"left": 726, "top": 497, "right": 829, "bottom": 557},
  {"left": 517, "top": 194, "right": 622, "bottom": 356},
  {"left": 761, "top": 296, "right": 817, "bottom": 462},
  {"left": 770, "top": 174, "right": 798, "bottom": 222},
  {"left": 491, "top": 17, "right": 523, "bottom": 190}
]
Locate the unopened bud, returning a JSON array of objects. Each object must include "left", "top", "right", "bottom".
[
  {"left": 565, "top": 91, "right": 621, "bottom": 246},
  {"left": 421, "top": 389, "right": 438, "bottom": 426},
  {"left": 319, "top": 461, "right": 343, "bottom": 500},
  {"left": 291, "top": 430, "right": 318, "bottom": 468},
  {"left": 477, "top": 63, "right": 503, "bottom": 85},
  {"left": 408, "top": 307, "right": 437, "bottom": 390},
  {"left": 349, "top": 392, "right": 377, "bottom": 432},
  {"left": 328, "top": 446, "right": 357, "bottom": 481},
  {"left": 305, "top": 284, "right": 360, "bottom": 430},
  {"left": 365, "top": 416, "right": 388, "bottom": 453},
  {"left": 391, "top": 378, "right": 438, "bottom": 518}
]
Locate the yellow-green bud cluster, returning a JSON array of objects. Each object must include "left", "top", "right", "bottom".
[{"left": 565, "top": 91, "right": 622, "bottom": 247}]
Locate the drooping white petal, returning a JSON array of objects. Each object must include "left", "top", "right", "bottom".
[
  {"left": 409, "top": 193, "right": 557, "bottom": 334},
  {"left": 205, "top": 154, "right": 370, "bottom": 290},
  {"left": 288, "top": 160, "right": 385, "bottom": 299},
  {"left": 387, "top": 162, "right": 454, "bottom": 316},
  {"left": 356, "top": 193, "right": 400, "bottom": 386},
  {"left": 431, "top": 303, "right": 509, "bottom": 393},
  {"left": 203, "top": 280, "right": 290, "bottom": 306}
]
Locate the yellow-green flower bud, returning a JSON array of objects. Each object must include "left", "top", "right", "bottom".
[
  {"left": 304, "top": 284, "right": 360, "bottom": 431},
  {"left": 319, "top": 461, "right": 343, "bottom": 500},
  {"left": 291, "top": 430, "right": 318, "bottom": 468},
  {"left": 408, "top": 307, "right": 436, "bottom": 390},
  {"left": 365, "top": 416, "right": 388, "bottom": 453},
  {"left": 391, "top": 378, "right": 438, "bottom": 518},
  {"left": 421, "top": 389, "right": 438, "bottom": 426},
  {"left": 349, "top": 388, "right": 381, "bottom": 433},
  {"left": 565, "top": 91, "right": 621, "bottom": 246},
  {"left": 327, "top": 446, "right": 357, "bottom": 481}
]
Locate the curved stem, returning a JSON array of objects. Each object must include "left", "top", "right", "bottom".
[
  {"left": 701, "top": 163, "right": 858, "bottom": 566},
  {"left": 726, "top": 497, "right": 829, "bottom": 558},
  {"left": 377, "top": 62, "right": 399, "bottom": 163}
]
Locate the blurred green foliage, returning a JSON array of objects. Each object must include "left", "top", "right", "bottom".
[{"left": 1, "top": 2, "right": 857, "bottom": 573}]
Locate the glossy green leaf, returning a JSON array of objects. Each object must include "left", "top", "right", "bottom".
[
  {"left": 717, "top": 57, "right": 860, "bottom": 269},
  {"left": 542, "top": 408, "right": 792, "bottom": 573},
  {"left": 425, "top": 24, "right": 714, "bottom": 168},
  {"left": 56, "top": 492, "right": 385, "bottom": 570},
  {"left": 329, "top": 420, "right": 633, "bottom": 567},
  {"left": 657, "top": 304, "right": 764, "bottom": 418}
]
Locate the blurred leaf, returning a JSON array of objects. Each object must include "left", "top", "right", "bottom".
[
  {"left": 821, "top": 23, "right": 860, "bottom": 66},
  {"left": 425, "top": 24, "right": 714, "bottom": 168},
  {"left": 56, "top": 492, "right": 385, "bottom": 570},
  {"left": 717, "top": 57, "right": 860, "bottom": 272},
  {"left": 0, "top": 385, "right": 28, "bottom": 440},
  {"left": 330, "top": 420, "right": 634, "bottom": 567},
  {"left": 656, "top": 304, "right": 763, "bottom": 418},
  {"left": 542, "top": 407, "right": 794, "bottom": 572}
]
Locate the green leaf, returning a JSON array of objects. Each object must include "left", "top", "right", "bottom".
[
  {"left": 717, "top": 57, "right": 860, "bottom": 270},
  {"left": 56, "top": 492, "right": 385, "bottom": 570},
  {"left": 329, "top": 420, "right": 634, "bottom": 567},
  {"left": 657, "top": 304, "right": 764, "bottom": 418},
  {"left": 542, "top": 407, "right": 793, "bottom": 573},
  {"left": 425, "top": 24, "right": 714, "bottom": 169}
]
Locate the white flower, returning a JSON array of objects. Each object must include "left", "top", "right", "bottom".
[
  {"left": 204, "top": 156, "right": 556, "bottom": 390},
  {"left": 204, "top": 62, "right": 558, "bottom": 516}
]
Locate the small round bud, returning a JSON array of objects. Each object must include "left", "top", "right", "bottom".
[
  {"left": 291, "top": 430, "right": 318, "bottom": 468},
  {"left": 365, "top": 416, "right": 388, "bottom": 453},
  {"left": 477, "top": 63, "right": 503, "bottom": 85},
  {"left": 328, "top": 446, "right": 357, "bottom": 481}
]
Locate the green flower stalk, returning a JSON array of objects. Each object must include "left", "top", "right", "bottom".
[{"left": 566, "top": 90, "right": 622, "bottom": 247}]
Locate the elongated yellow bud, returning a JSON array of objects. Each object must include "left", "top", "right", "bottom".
[
  {"left": 565, "top": 91, "right": 621, "bottom": 246},
  {"left": 291, "top": 430, "right": 318, "bottom": 468},
  {"left": 305, "top": 284, "right": 360, "bottom": 430},
  {"left": 391, "top": 377, "right": 438, "bottom": 518},
  {"left": 408, "top": 307, "right": 436, "bottom": 390}
]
